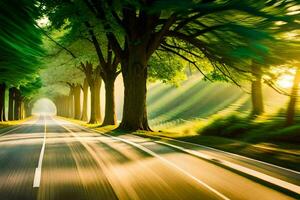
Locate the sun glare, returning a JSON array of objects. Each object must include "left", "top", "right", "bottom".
[
  {"left": 277, "top": 74, "right": 294, "bottom": 88},
  {"left": 32, "top": 98, "right": 56, "bottom": 116},
  {"left": 36, "top": 16, "right": 50, "bottom": 27}
]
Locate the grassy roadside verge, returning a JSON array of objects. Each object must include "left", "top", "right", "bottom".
[
  {"left": 58, "top": 116, "right": 300, "bottom": 172},
  {"left": 0, "top": 117, "right": 32, "bottom": 131}
]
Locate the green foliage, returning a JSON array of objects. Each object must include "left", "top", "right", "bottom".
[
  {"left": 205, "top": 70, "right": 229, "bottom": 82},
  {"left": 198, "top": 114, "right": 300, "bottom": 144},
  {"left": 0, "top": 0, "right": 44, "bottom": 85},
  {"left": 38, "top": 0, "right": 300, "bottom": 96},
  {"left": 20, "top": 77, "right": 43, "bottom": 99},
  {"left": 148, "top": 52, "right": 186, "bottom": 85},
  {"left": 271, "top": 126, "right": 300, "bottom": 143},
  {"left": 199, "top": 115, "right": 256, "bottom": 138},
  {"left": 147, "top": 75, "right": 246, "bottom": 127}
]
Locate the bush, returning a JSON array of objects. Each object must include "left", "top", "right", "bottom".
[
  {"left": 198, "top": 114, "right": 300, "bottom": 144},
  {"left": 268, "top": 126, "right": 300, "bottom": 144},
  {"left": 199, "top": 115, "right": 254, "bottom": 138}
]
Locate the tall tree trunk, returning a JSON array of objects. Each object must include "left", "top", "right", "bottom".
[
  {"left": 102, "top": 75, "right": 117, "bottom": 126},
  {"left": 95, "top": 76, "right": 102, "bottom": 122},
  {"left": 0, "top": 83, "right": 6, "bottom": 121},
  {"left": 14, "top": 89, "right": 21, "bottom": 120},
  {"left": 74, "top": 84, "right": 81, "bottom": 120},
  {"left": 68, "top": 86, "right": 74, "bottom": 118},
  {"left": 81, "top": 79, "right": 88, "bottom": 121},
  {"left": 20, "top": 101, "right": 25, "bottom": 119},
  {"left": 89, "top": 76, "right": 102, "bottom": 124},
  {"left": 66, "top": 96, "right": 69, "bottom": 117},
  {"left": 251, "top": 65, "right": 264, "bottom": 116},
  {"left": 286, "top": 67, "right": 300, "bottom": 126},
  {"left": 24, "top": 100, "right": 32, "bottom": 118},
  {"left": 8, "top": 88, "right": 14, "bottom": 120},
  {"left": 119, "top": 50, "right": 150, "bottom": 131},
  {"left": 89, "top": 84, "right": 97, "bottom": 124},
  {"left": 55, "top": 98, "right": 61, "bottom": 116},
  {"left": 61, "top": 96, "right": 66, "bottom": 117}
]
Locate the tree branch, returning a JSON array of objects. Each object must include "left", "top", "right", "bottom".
[
  {"left": 37, "top": 24, "right": 77, "bottom": 59},
  {"left": 159, "top": 45, "right": 212, "bottom": 81}
]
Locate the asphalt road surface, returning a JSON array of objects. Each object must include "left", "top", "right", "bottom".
[{"left": 0, "top": 116, "right": 299, "bottom": 200}]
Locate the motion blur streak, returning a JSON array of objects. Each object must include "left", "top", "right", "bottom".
[{"left": 0, "top": 116, "right": 298, "bottom": 200}]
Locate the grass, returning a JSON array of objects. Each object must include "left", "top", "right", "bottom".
[
  {"left": 199, "top": 114, "right": 300, "bottom": 144},
  {"left": 60, "top": 114, "right": 300, "bottom": 171},
  {"left": 0, "top": 117, "right": 32, "bottom": 131},
  {"left": 147, "top": 75, "right": 249, "bottom": 127},
  {"left": 58, "top": 75, "right": 300, "bottom": 171},
  {"left": 151, "top": 114, "right": 300, "bottom": 171}
]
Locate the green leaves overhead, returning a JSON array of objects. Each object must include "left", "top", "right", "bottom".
[
  {"left": 20, "top": 77, "right": 43, "bottom": 99},
  {"left": 0, "top": 0, "right": 44, "bottom": 86}
]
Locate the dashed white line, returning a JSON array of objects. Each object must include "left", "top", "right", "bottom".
[{"left": 33, "top": 115, "right": 47, "bottom": 188}]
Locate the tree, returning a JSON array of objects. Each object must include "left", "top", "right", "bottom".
[
  {"left": 81, "top": 0, "right": 299, "bottom": 130},
  {"left": 286, "top": 64, "right": 300, "bottom": 126},
  {"left": 0, "top": 0, "right": 44, "bottom": 120},
  {"left": 80, "top": 62, "right": 102, "bottom": 123},
  {"left": 0, "top": 83, "right": 6, "bottom": 121},
  {"left": 81, "top": 78, "right": 89, "bottom": 121},
  {"left": 18, "top": 77, "right": 43, "bottom": 119},
  {"left": 40, "top": 36, "right": 85, "bottom": 119},
  {"left": 38, "top": 1, "right": 121, "bottom": 125}
]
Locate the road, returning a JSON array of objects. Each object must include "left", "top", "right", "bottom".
[{"left": 0, "top": 116, "right": 299, "bottom": 200}]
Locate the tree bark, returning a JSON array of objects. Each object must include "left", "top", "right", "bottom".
[
  {"left": 286, "top": 67, "right": 300, "bottom": 126},
  {"left": 14, "top": 89, "right": 21, "bottom": 120},
  {"left": 84, "top": 24, "right": 120, "bottom": 126},
  {"left": 81, "top": 78, "right": 88, "bottom": 121},
  {"left": 88, "top": 76, "right": 102, "bottom": 124},
  {"left": 94, "top": 76, "right": 102, "bottom": 122},
  {"left": 62, "top": 96, "right": 68, "bottom": 117},
  {"left": 89, "top": 84, "right": 97, "bottom": 124},
  {"left": 119, "top": 48, "right": 150, "bottom": 131},
  {"left": 8, "top": 88, "right": 14, "bottom": 120},
  {"left": 68, "top": 85, "right": 75, "bottom": 118},
  {"left": 74, "top": 84, "right": 81, "bottom": 120},
  {"left": 251, "top": 65, "right": 264, "bottom": 116},
  {"left": 24, "top": 101, "right": 31, "bottom": 118},
  {"left": 0, "top": 83, "right": 6, "bottom": 121},
  {"left": 102, "top": 75, "right": 117, "bottom": 126},
  {"left": 20, "top": 101, "right": 25, "bottom": 119},
  {"left": 55, "top": 97, "right": 61, "bottom": 116}
]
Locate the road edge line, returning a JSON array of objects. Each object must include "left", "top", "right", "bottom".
[
  {"left": 55, "top": 118, "right": 230, "bottom": 200},
  {"left": 155, "top": 140, "right": 300, "bottom": 195},
  {"left": 151, "top": 135, "right": 300, "bottom": 175}
]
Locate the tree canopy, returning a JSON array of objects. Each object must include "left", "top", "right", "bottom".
[{"left": 0, "top": 0, "right": 44, "bottom": 86}]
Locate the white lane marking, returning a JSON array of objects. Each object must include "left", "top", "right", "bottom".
[
  {"left": 155, "top": 141, "right": 300, "bottom": 195},
  {"left": 54, "top": 117, "right": 300, "bottom": 175},
  {"left": 55, "top": 121, "right": 138, "bottom": 200},
  {"left": 33, "top": 115, "right": 47, "bottom": 188},
  {"left": 55, "top": 118, "right": 230, "bottom": 200},
  {"left": 152, "top": 136, "right": 300, "bottom": 175},
  {"left": 54, "top": 118, "right": 300, "bottom": 193},
  {"left": 99, "top": 133, "right": 230, "bottom": 200}
]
